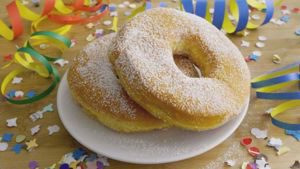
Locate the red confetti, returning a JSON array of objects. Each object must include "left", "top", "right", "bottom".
[
  {"left": 292, "top": 8, "right": 300, "bottom": 13},
  {"left": 244, "top": 56, "right": 251, "bottom": 62},
  {"left": 280, "top": 5, "right": 287, "bottom": 10},
  {"left": 241, "top": 137, "right": 253, "bottom": 146},
  {"left": 3, "top": 54, "right": 13, "bottom": 61},
  {"left": 248, "top": 146, "right": 260, "bottom": 157}
]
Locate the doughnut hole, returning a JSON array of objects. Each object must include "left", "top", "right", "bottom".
[{"left": 173, "top": 54, "right": 201, "bottom": 78}]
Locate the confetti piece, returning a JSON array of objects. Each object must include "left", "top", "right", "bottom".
[
  {"left": 73, "top": 148, "right": 86, "bottom": 160},
  {"left": 54, "top": 59, "right": 69, "bottom": 67},
  {"left": 6, "top": 90, "right": 16, "bottom": 98},
  {"left": 2, "top": 133, "right": 13, "bottom": 142},
  {"left": 285, "top": 130, "right": 300, "bottom": 141},
  {"left": 249, "top": 53, "right": 260, "bottom": 61},
  {"left": 15, "top": 90, "right": 24, "bottom": 98},
  {"left": 291, "top": 161, "right": 300, "bottom": 169},
  {"left": 258, "top": 36, "right": 267, "bottom": 41},
  {"left": 281, "top": 9, "right": 291, "bottom": 15},
  {"left": 16, "top": 135, "right": 26, "bottom": 143},
  {"left": 26, "top": 90, "right": 36, "bottom": 98},
  {"left": 241, "top": 40, "right": 250, "bottom": 47},
  {"left": 95, "top": 29, "right": 104, "bottom": 38},
  {"left": 31, "top": 125, "right": 41, "bottom": 136},
  {"left": 256, "top": 42, "right": 265, "bottom": 48},
  {"left": 270, "top": 18, "right": 285, "bottom": 25},
  {"left": 60, "top": 163, "right": 69, "bottom": 169},
  {"left": 86, "top": 161, "right": 98, "bottom": 169},
  {"left": 225, "top": 160, "right": 236, "bottom": 167},
  {"left": 6, "top": 117, "right": 18, "bottom": 127},
  {"left": 255, "top": 157, "right": 271, "bottom": 169},
  {"left": 39, "top": 44, "right": 49, "bottom": 50},
  {"left": 60, "top": 152, "right": 76, "bottom": 164},
  {"left": 12, "top": 77, "right": 23, "bottom": 84},
  {"left": 251, "top": 128, "right": 268, "bottom": 139},
  {"left": 97, "top": 155, "right": 109, "bottom": 166},
  {"left": 85, "top": 23, "right": 95, "bottom": 29},
  {"left": 253, "top": 51, "right": 262, "bottom": 57},
  {"left": 124, "top": 11, "right": 131, "bottom": 16},
  {"left": 276, "top": 145, "right": 290, "bottom": 155},
  {"left": 103, "top": 20, "right": 112, "bottom": 26},
  {"left": 129, "top": 4, "right": 137, "bottom": 9},
  {"left": 3, "top": 54, "right": 13, "bottom": 61},
  {"left": 26, "top": 139, "right": 38, "bottom": 151},
  {"left": 30, "top": 111, "right": 44, "bottom": 122},
  {"left": 97, "top": 161, "right": 104, "bottom": 169},
  {"left": 109, "top": 4, "right": 117, "bottom": 12},
  {"left": 48, "top": 125, "right": 60, "bottom": 135},
  {"left": 267, "top": 137, "right": 282, "bottom": 149},
  {"left": 280, "top": 15, "right": 290, "bottom": 23},
  {"left": 86, "top": 34, "right": 96, "bottom": 42},
  {"left": 43, "top": 103, "right": 54, "bottom": 112},
  {"left": 0, "top": 142, "right": 8, "bottom": 151},
  {"left": 12, "top": 144, "right": 24, "bottom": 154},
  {"left": 118, "top": 4, "right": 125, "bottom": 8},
  {"left": 241, "top": 137, "right": 253, "bottom": 146},
  {"left": 251, "top": 14, "right": 260, "bottom": 20},
  {"left": 69, "top": 161, "right": 79, "bottom": 169},
  {"left": 295, "top": 29, "right": 300, "bottom": 36},
  {"left": 110, "top": 11, "right": 118, "bottom": 17},
  {"left": 29, "top": 161, "right": 39, "bottom": 169},
  {"left": 248, "top": 146, "right": 260, "bottom": 157},
  {"left": 272, "top": 54, "right": 281, "bottom": 64}
]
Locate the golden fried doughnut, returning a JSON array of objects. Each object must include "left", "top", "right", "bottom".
[
  {"left": 109, "top": 8, "right": 251, "bottom": 131},
  {"left": 68, "top": 33, "right": 198, "bottom": 132}
]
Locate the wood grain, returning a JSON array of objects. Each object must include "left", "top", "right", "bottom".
[{"left": 0, "top": 0, "right": 299, "bottom": 168}]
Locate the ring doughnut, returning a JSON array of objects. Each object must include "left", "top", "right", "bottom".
[
  {"left": 109, "top": 8, "right": 251, "bottom": 131},
  {"left": 68, "top": 33, "right": 199, "bottom": 132}
]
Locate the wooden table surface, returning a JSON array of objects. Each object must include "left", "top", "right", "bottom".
[{"left": 0, "top": 0, "right": 300, "bottom": 168}]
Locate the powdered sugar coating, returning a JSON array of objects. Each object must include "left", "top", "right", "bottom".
[{"left": 110, "top": 8, "right": 250, "bottom": 130}]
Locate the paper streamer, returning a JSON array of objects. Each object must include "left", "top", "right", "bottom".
[
  {"left": 252, "top": 62, "right": 300, "bottom": 130},
  {"left": 1, "top": 31, "right": 71, "bottom": 104},
  {"left": 130, "top": 0, "right": 283, "bottom": 33},
  {"left": 0, "top": 0, "right": 109, "bottom": 40}
]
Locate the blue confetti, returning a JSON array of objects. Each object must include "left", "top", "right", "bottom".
[
  {"left": 6, "top": 90, "right": 16, "bottom": 98},
  {"left": 72, "top": 148, "right": 86, "bottom": 160},
  {"left": 280, "top": 15, "right": 290, "bottom": 23},
  {"left": 26, "top": 90, "right": 36, "bottom": 98},
  {"left": 11, "top": 144, "right": 23, "bottom": 154},
  {"left": 249, "top": 54, "right": 260, "bottom": 61},
  {"left": 59, "top": 163, "right": 69, "bottom": 169},
  {"left": 159, "top": 2, "right": 168, "bottom": 7},
  {"left": 295, "top": 29, "right": 300, "bottom": 36},
  {"left": 286, "top": 130, "right": 300, "bottom": 141},
  {"left": 2, "top": 133, "right": 13, "bottom": 142},
  {"left": 109, "top": 4, "right": 117, "bottom": 12}
]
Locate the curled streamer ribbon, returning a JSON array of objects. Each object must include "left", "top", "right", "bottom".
[
  {"left": 130, "top": 0, "right": 283, "bottom": 33},
  {"left": 1, "top": 31, "right": 71, "bottom": 104},
  {"left": 0, "top": 0, "right": 109, "bottom": 40},
  {"left": 252, "top": 62, "right": 300, "bottom": 130}
]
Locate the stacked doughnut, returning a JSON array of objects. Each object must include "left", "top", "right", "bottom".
[{"left": 68, "top": 8, "right": 250, "bottom": 133}]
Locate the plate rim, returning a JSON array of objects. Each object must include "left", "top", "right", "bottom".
[{"left": 57, "top": 72, "right": 249, "bottom": 164}]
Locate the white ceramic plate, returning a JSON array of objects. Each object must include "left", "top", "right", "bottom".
[{"left": 57, "top": 72, "right": 249, "bottom": 164}]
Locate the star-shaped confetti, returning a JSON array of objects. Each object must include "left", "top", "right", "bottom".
[
  {"left": 54, "top": 59, "right": 69, "bottom": 67},
  {"left": 251, "top": 128, "right": 268, "bottom": 139},
  {"left": 285, "top": 130, "right": 300, "bottom": 141},
  {"left": 48, "top": 125, "right": 60, "bottom": 135},
  {"left": 2, "top": 133, "right": 13, "bottom": 142},
  {"left": 0, "top": 142, "right": 8, "bottom": 151},
  {"left": 241, "top": 40, "right": 250, "bottom": 47},
  {"left": 43, "top": 103, "right": 54, "bottom": 112},
  {"left": 26, "top": 90, "right": 36, "bottom": 98},
  {"left": 73, "top": 148, "right": 86, "bottom": 160},
  {"left": 31, "top": 125, "right": 41, "bottom": 135},
  {"left": 12, "top": 77, "right": 23, "bottom": 84},
  {"left": 6, "top": 117, "right": 18, "bottom": 127},
  {"left": 12, "top": 144, "right": 24, "bottom": 154},
  {"left": 26, "top": 139, "right": 38, "bottom": 151}
]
